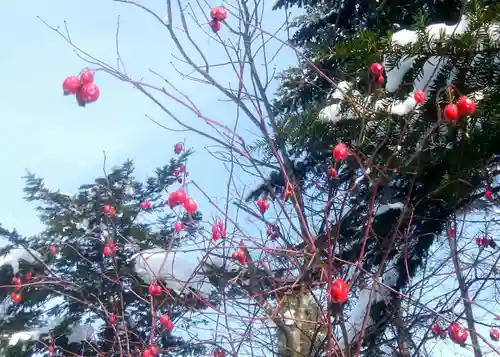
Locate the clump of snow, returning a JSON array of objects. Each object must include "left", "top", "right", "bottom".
[
  {"left": 7, "top": 316, "right": 64, "bottom": 346},
  {"left": 6, "top": 317, "right": 95, "bottom": 347},
  {"left": 67, "top": 324, "right": 95, "bottom": 344},
  {"left": 0, "top": 248, "right": 42, "bottom": 274},
  {"left": 374, "top": 202, "right": 404, "bottom": 216},
  {"left": 131, "top": 245, "right": 238, "bottom": 296}
]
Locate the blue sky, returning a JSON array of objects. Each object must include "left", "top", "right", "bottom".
[{"left": 0, "top": 1, "right": 297, "bottom": 236}]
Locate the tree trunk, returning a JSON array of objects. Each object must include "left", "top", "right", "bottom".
[{"left": 278, "top": 291, "right": 326, "bottom": 357}]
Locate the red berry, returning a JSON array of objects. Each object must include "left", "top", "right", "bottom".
[
  {"left": 177, "top": 177, "right": 183, "bottom": 184},
  {"left": 149, "top": 282, "right": 162, "bottom": 296},
  {"left": 214, "top": 349, "right": 226, "bottom": 357},
  {"left": 175, "top": 189, "right": 187, "bottom": 204},
  {"left": 79, "top": 83, "right": 100, "bottom": 103},
  {"left": 210, "top": 20, "right": 221, "bottom": 33},
  {"left": 179, "top": 164, "right": 186, "bottom": 172},
  {"left": 174, "top": 169, "right": 180, "bottom": 177},
  {"left": 490, "top": 328, "right": 500, "bottom": 341},
  {"left": 168, "top": 189, "right": 187, "bottom": 208},
  {"left": 50, "top": 246, "right": 57, "bottom": 254},
  {"left": 457, "top": 96, "right": 476, "bottom": 115},
  {"left": 108, "top": 313, "right": 117, "bottom": 324},
  {"left": 329, "top": 278, "right": 349, "bottom": 303},
  {"left": 149, "top": 346, "right": 159, "bottom": 356},
  {"left": 174, "top": 221, "right": 183, "bottom": 232},
  {"left": 333, "top": 143, "right": 348, "bottom": 161},
  {"left": 103, "top": 245, "right": 113, "bottom": 256},
  {"left": 48, "top": 345, "right": 56, "bottom": 355},
  {"left": 10, "top": 292, "right": 22, "bottom": 303},
  {"left": 431, "top": 323, "right": 441, "bottom": 335},
  {"left": 25, "top": 272, "right": 32, "bottom": 280},
  {"left": 103, "top": 204, "right": 114, "bottom": 215},
  {"left": 212, "top": 225, "right": 220, "bottom": 240},
  {"left": 174, "top": 143, "right": 183, "bottom": 154},
  {"left": 370, "top": 63, "right": 384, "bottom": 75},
  {"left": 160, "top": 315, "right": 174, "bottom": 332},
  {"left": 448, "top": 322, "right": 468, "bottom": 345},
  {"left": 143, "top": 349, "right": 152, "bottom": 357},
  {"left": 232, "top": 249, "right": 246, "bottom": 265},
  {"left": 328, "top": 168, "right": 337, "bottom": 179},
  {"left": 257, "top": 199, "right": 269, "bottom": 214},
  {"left": 444, "top": 104, "right": 459, "bottom": 121},
  {"left": 140, "top": 200, "right": 152, "bottom": 210},
  {"left": 449, "top": 228, "right": 456, "bottom": 237},
  {"left": 376, "top": 74, "right": 385, "bottom": 86},
  {"left": 210, "top": 7, "right": 227, "bottom": 21},
  {"left": 413, "top": 90, "right": 426, "bottom": 104},
  {"left": 485, "top": 190, "right": 494, "bottom": 201},
  {"left": 184, "top": 197, "right": 198, "bottom": 214},
  {"left": 62, "top": 76, "right": 81, "bottom": 95},
  {"left": 80, "top": 71, "right": 95, "bottom": 85},
  {"left": 12, "top": 277, "right": 21, "bottom": 285}
]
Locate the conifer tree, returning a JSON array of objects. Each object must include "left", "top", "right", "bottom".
[{"left": 0, "top": 153, "right": 216, "bottom": 357}]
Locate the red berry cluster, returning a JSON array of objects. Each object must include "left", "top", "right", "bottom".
[
  {"left": 432, "top": 322, "right": 469, "bottom": 345},
  {"left": 475, "top": 236, "right": 497, "bottom": 248},
  {"left": 148, "top": 282, "right": 162, "bottom": 296},
  {"left": 209, "top": 7, "right": 227, "bottom": 33},
  {"left": 62, "top": 70, "right": 100, "bottom": 107},
  {"left": 10, "top": 273, "right": 32, "bottom": 303},
  {"left": 370, "top": 62, "right": 385, "bottom": 87},
  {"left": 212, "top": 219, "right": 226, "bottom": 240},
  {"left": 443, "top": 95, "right": 476, "bottom": 121},
  {"left": 167, "top": 188, "right": 198, "bottom": 214},
  {"left": 103, "top": 240, "right": 117, "bottom": 256}
]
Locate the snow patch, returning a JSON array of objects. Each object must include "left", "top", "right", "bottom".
[
  {"left": 0, "top": 248, "right": 42, "bottom": 274},
  {"left": 131, "top": 246, "right": 237, "bottom": 296}
]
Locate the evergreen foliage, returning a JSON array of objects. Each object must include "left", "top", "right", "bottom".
[{"left": 0, "top": 153, "right": 209, "bottom": 356}]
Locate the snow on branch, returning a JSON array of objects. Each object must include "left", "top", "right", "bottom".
[
  {"left": 319, "top": 14, "right": 499, "bottom": 124},
  {"left": 131, "top": 244, "right": 239, "bottom": 297},
  {"left": 0, "top": 248, "right": 43, "bottom": 275}
]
